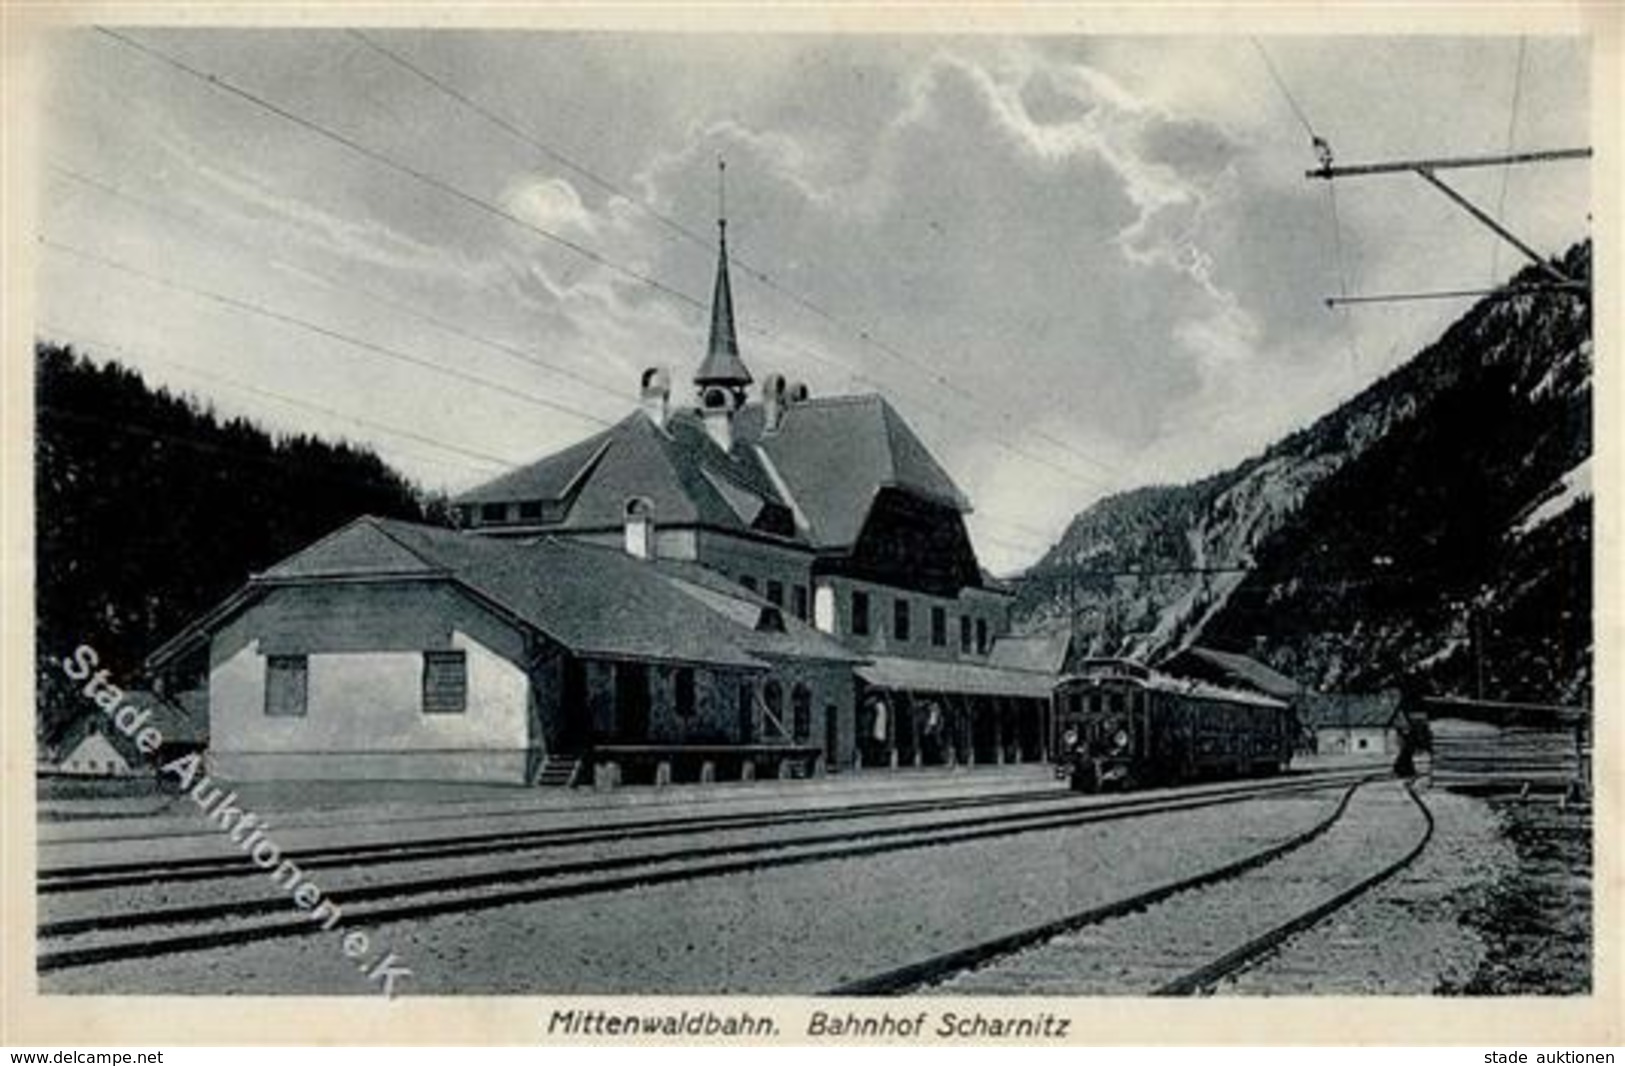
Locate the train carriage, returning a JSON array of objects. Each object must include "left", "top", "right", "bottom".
[{"left": 1053, "top": 658, "right": 1294, "bottom": 792}]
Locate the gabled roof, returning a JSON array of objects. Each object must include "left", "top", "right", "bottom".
[
  {"left": 50, "top": 713, "right": 146, "bottom": 767},
  {"left": 1300, "top": 691, "right": 1404, "bottom": 730},
  {"left": 454, "top": 411, "right": 796, "bottom": 540},
  {"left": 454, "top": 390, "right": 970, "bottom": 556},
  {"left": 47, "top": 688, "right": 208, "bottom": 763},
  {"left": 452, "top": 430, "right": 613, "bottom": 508},
  {"left": 155, "top": 516, "right": 859, "bottom": 673},
  {"left": 987, "top": 631, "right": 1072, "bottom": 675},
  {"left": 738, "top": 393, "right": 971, "bottom": 548},
  {"left": 1159, "top": 645, "right": 1303, "bottom": 700}
]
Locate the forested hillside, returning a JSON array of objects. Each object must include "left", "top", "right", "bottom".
[{"left": 35, "top": 341, "right": 445, "bottom": 740}]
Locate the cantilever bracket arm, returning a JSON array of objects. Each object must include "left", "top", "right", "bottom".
[{"left": 1412, "top": 168, "right": 1573, "bottom": 285}]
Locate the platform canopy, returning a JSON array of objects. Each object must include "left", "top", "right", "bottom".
[{"left": 856, "top": 655, "right": 1057, "bottom": 700}]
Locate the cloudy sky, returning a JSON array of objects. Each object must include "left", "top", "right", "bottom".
[{"left": 34, "top": 29, "right": 1591, "bottom": 571}]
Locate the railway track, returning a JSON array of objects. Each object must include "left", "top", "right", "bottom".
[
  {"left": 38, "top": 767, "right": 1372, "bottom": 892},
  {"left": 37, "top": 770, "right": 1373, "bottom": 974},
  {"left": 824, "top": 777, "right": 1431, "bottom": 996}
]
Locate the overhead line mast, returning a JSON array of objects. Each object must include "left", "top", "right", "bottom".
[{"left": 1307, "top": 147, "right": 1593, "bottom": 302}]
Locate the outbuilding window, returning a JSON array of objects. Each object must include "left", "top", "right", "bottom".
[
  {"left": 960, "top": 615, "right": 972, "bottom": 653},
  {"left": 893, "top": 598, "right": 911, "bottom": 642},
  {"left": 792, "top": 585, "right": 810, "bottom": 621},
  {"left": 931, "top": 606, "right": 947, "bottom": 647},
  {"left": 265, "top": 655, "right": 308, "bottom": 717},
  {"left": 480, "top": 502, "right": 507, "bottom": 524},
  {"left": 766, "top": 580, "right": 785, "bottom": 608},
  {"left": 976, "top": 618, "right": 989, "bottom": 654},
  {"left": 422, "top": 651, "right": 468, "bottom": 714}
]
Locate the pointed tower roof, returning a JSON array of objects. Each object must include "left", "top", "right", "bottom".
[{"left": 695, "top": 164, "right": 752, "bottom": 389}]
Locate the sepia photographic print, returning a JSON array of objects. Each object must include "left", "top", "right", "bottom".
[{"left": 3, "top": 3, "right": 1619, "bottom": 1048}]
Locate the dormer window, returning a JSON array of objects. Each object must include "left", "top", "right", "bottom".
[{"left": 623, "top": 497, "right": 655, "bottom": 559}]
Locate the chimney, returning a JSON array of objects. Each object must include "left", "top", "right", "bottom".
[
  {"left": 762, "top": 373, "right": 787, "bottom": 434},
  {"left": 640, "top": 367, "right": 671, "bottom": 429},
  {"left": 700, "top": 386, "right": 735, "bottom": 452},
  {"left": 623, "top": 497, "right": 655, "bottom": 560}
]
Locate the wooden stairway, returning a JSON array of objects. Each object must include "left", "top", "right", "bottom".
[{"left": 535, "top": 754, "right": 582, "bottom": 788}]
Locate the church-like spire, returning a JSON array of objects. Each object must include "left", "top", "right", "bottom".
[{"left": 695, "top": 160, "right": 752, "bottom": 395}]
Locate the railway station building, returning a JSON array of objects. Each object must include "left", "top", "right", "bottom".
[{"left": 147, "top": 212, "right": 1057, "bottom": 784}]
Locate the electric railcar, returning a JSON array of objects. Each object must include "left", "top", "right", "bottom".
[{"left": 1053, "top": 658, "right": 1295, "bottom": 793}]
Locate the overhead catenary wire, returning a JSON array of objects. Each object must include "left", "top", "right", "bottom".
[
  {"left": 93, "top": 27, "right": 1114, "bottom": 496},
  {"left": 1491, "top": 37, "right": 1529, "bottom": 285},
  {"left": 1248, "top": 37, "right": 1364, "bottom": 374},
  {"left": 45, "top": 161, "right": 633, "bottom": 408},
  {"left": 349, "top": 29, "right": 1122, "bottom": 483},
  {"left": 41, "top": 236, "right": 619, "bottom": 432},
  {"left": 39, "top": 324, "right": 518, "bottom": 474}
]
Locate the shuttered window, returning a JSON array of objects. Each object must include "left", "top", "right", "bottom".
[
  {"left": 265, "top": 655, "right": 308, "bottom": 717},
  {"left": 422, "top": 651, "right": 467, "bottom": 714}
]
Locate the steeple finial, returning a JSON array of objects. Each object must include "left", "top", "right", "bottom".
[
  {"left": 695, "top": 156, "right": 751, "bottom": 397},
  {"left": 718, "top": 157, "right": 727, "bottom": 237}
]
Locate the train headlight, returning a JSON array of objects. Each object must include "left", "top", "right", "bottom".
[{"left": 1112, "top": 728, "right": 1130, "bottom": 752}]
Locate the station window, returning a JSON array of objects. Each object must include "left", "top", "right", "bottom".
[
  {"left": 792, "top": 585, "right": 810, "bottom": 621},
  {"left": 264, "top": 655, "right": 308, "bottom": 717},
  {"left": 931, "top": 606, "right": 947, "bottom": 647},
  {"left": 851, "top": 590, "right": 871, "bottom": 636},
  {"left": 960, "top": 615, "right": 972, "bottom": 653},
  {"left": 480, "top": 502, "right": 507, "bottom": 524},
  {"left": 975, "top": 618, "right": 989, "bottom": 654},
  {"left": 674, "top": 667, "right": 696, "bottom": 719},
  {"left": 766, "top": 580, "right": 785, "bottom": 608},
  {"left": 792, "top": 684, "right": 813, "bottom": 742},
  {"left": 893, "top": 598, "right": 911, "bottom": 642},
  {"left": 518, "top": 500, "right": 544, "bottom": 521},
  {"left": 422, "top": 651, "right": 467, "bottom": 714}
]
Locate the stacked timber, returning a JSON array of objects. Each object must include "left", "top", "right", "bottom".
[{"left": 1425, "top": 698, "right": 1589, "bottom": 797}]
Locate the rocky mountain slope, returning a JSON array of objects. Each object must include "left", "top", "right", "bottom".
[{"left": 1014, "top": 242, "right": 1592, "bottom": 705}]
